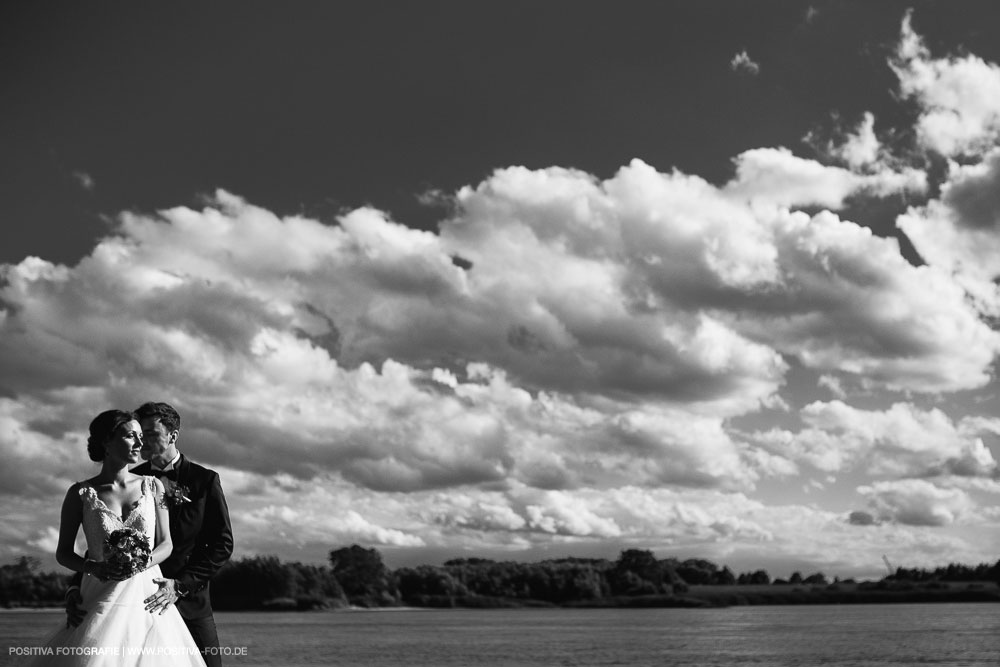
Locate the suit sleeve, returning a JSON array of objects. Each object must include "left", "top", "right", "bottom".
[{"left": 176, "top": 471, "right": 234, "bottom": 593}]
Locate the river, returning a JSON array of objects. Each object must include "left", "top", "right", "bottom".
[{"left": 3, "top": 603, "right": 999, "bottom": 666}]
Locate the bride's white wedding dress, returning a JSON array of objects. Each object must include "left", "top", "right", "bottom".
[{"left": 32, "top": 477, "right": 206, "bottom": 666}]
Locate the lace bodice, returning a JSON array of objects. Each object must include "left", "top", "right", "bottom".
[{"left": 79, "top": 476, "right": 157, "bottom": 562}]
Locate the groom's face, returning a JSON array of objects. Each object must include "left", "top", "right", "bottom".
[{"left": 139, "top": 417, "right": 178, "bottom": 464}]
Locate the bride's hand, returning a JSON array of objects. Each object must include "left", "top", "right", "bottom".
[{"left": 85, "top": 559, "right": 126, "bottom": 581}]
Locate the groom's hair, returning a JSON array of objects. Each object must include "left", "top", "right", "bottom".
[{"left": 135, "top": 402, "right": 181, "bottom": 433}]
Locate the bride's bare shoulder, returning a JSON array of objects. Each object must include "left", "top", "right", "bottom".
[
  {"left": 65, "top": 478, "right": 97, "bottom": 498},
  {"left": 62, "top": 481, "right": 90, "bottom": 510}
]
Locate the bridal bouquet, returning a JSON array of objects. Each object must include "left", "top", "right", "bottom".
[{"left": 104, "top": 528, "right": 151, "bottom": 579}]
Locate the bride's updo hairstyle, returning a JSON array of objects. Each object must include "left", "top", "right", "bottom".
[{"left": 87, "top": 409, "right": 136, "bottom": 462}]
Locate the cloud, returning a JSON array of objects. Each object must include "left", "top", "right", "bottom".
[
  {"left": 1, "top": 157, "right": 997, "bottom": 506},
  {"left": 729, "top": 209, "right": 997, "bottom": 392},
  {"left": 887, "top": 14, "right": 1000, "bottom": 318},
  {"left": 206, "top": 469, "right": 431, "bottom": 552},
  {"left": 837, "top": 113, "right": 881, "bottom": 169},
  {"left": 724, "top": 147, "right": 925, "bottom": 209},
  {"left": 10, "top": 459, "right": 997, "bottom": 580},
  {"left": 423, "top": 484, "right": 779, "bottom": 546},
  {"left": 454, "top": 160, "right": 981, "bottom": 395},
  {"left": 416, "top": 188, "right": 452, "bottom": 210},
  {"left": 847, "top": 510, "right": 877, "bottom": 526},
  {"left": 27, "top": 526, "right": 59, "bottom": 553},
  {"left": 0, "top": 396, "right": 101, "bottom": 496},
  {"left": 821, "top": 112, "right": 884, "bottom": 170},
  {"left": 730, "top": 50, "right": 760, "bottom": 76},
  {"left": 938, "top": 151, "right": 1000, "bottom": 233},
  {"left": 750, "top": 401, "right": 999, "bottom": 477},
  {"left": 243, "top": 506, "right": 424, "bottom": 549},
  {"left": 72, "top": 171, "right": 95, "bottom": 191},
  {"left": 3, "top": 161, "right": 987, "bottom": 423},
  {"left": 2, "top": 146, "right": 999, "bottom": 577},
  {"left": 858, "top": 479, "right": 976, "bottom": 526},
  {"left": 817, "top": 374, "right": 846, "bottom": 399},
  {"left": 891, "top": 11, "right": 1000, "bottom": 157},
  {"left": 897, "top": 149, "right": 1000, "bottom": 316}
]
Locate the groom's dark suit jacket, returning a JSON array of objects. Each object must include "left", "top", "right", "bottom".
[{"left": 132, "top": 454, "right": 234, "bottom": 620}]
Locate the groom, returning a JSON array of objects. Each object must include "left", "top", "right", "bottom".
[{"left": 67, "top": 402, "right": 234, "bottom": 667}]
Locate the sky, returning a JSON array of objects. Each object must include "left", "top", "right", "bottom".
[{"left": 2, "top": 1, "right": 999, "bottom": 582}]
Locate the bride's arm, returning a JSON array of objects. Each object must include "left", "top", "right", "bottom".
[
  {"left": 55, "top": 485, "right": 88, "bottom": 573},
  {"left": 148, "top": 477, "right": 173, "bottom": 568},
  {"left": 55, "top": 485, "right": 120, "bottom": 579}
]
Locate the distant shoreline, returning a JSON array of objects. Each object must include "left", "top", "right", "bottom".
[{"left": 4, "top": 586, "right": 999, "bottom": 613}]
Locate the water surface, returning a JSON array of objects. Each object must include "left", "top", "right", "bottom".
[{"left": 4, "top": 603, "right": 998, "bottom": 666}]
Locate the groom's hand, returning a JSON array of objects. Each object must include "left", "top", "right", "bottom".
[
  {"left": 144, "top": 578, "right": 180, "bottom": 615},
  {"left": 64, "top": 588, "right": 86, "bottom": 628}
]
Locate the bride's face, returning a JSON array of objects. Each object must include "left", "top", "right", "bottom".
[{"left": 105, "top": 419, "right": 144, "bottom": 465}]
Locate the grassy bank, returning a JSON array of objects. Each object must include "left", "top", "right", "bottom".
[{"left": 682, "top": 581, "right": 1000, "bottom": 606}]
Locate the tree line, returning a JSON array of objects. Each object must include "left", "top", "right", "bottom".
[
  {"left": 3, "top": 548, "right": 999, "bottom": 609},
  {"left": 888, "top": 561, "right": 1000, "bottom": 583}
]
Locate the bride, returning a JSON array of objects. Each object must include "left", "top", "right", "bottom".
[{"left": 32, "top": 409, "right": 206, "bottom": 666}]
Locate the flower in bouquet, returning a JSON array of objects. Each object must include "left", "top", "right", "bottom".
[{"left": 103, "top": 528, "right": 151, "bottom": 579}]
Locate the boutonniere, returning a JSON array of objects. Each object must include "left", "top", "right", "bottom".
[{"left": 159, "top": 477, "right": 193, "bottom": 508}]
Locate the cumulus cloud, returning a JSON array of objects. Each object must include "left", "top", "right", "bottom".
[
  {"left": 891, "top": 11, "right": 1000, "bottom": 157},
  {"left": 897, "top": 150, "right": 1000, "bottom": 316},
  {"left": 455, "top": 161, "right": 984, "bottom": 395},
  {"left": 847, "top": 510, "right": 877, "bottom": 526},
  {"left": 1, "top": 157, "right": 998, "bottom": 512},
  {"left": 733, "top": 210, "right": 996, "bottom": 392},
  {"left": 938, "top": 151, "right": 1000, "bottom": 234},
  {"left": 813, "top": 111, "right": 896, "bottom": 172},
  {"left": 204, "top": 470, "right": 432, "bottom": 553},
  {"left": 835, "top": 113, "right": 881, "bottom": 169},
  {"left": 4, "top": 163, "right": 989, "bottom": 423},
  {"left": 422, "top": 484, "right": 779, "bottom": 547},
  {"left": 858, "top": 479, "right": 976, "bottom": 526},
  {"left": 724, "top": 147, "right": 925, "bottom": 209},
  {"left": 750, "top": 401, "right": 999, "bottom": 477},
  {"left": 730, "top": 50, "right": 760, "bottom": 76},
  {"left": 888, "top": 13, "right": 1000, "bottom": 319}
]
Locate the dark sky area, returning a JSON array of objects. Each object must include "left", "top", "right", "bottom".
[{"left": 3, "top": 1, "right": 999, "bottom": 265}]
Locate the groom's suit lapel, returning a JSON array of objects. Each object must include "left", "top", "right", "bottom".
[
  {"left": 170, "top": 454, "right": 201, "bottom": 529},
  {"left": 174, "top": 453, "right": 191, "bottom": 483}
]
